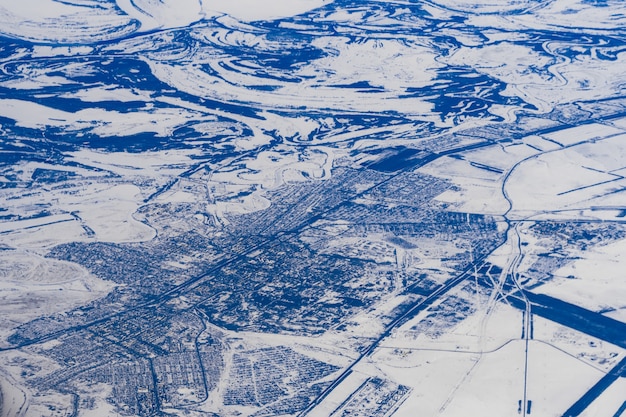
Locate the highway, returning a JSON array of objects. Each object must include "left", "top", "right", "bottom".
[{"left": 297, "top": 250, "right": 501, "bottom": 417}]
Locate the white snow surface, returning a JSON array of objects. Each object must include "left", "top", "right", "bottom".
[{"left": 0, "top": 0, "right": 332, "bottom": 43}]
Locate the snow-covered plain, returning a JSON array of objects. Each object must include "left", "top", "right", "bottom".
[{"left": 1, "top": 0, "right": 626, "bottom": 416}]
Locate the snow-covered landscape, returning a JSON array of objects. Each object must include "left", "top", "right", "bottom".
[{"left": 1, "top": 0, "right": 626, "bottom": 416}]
